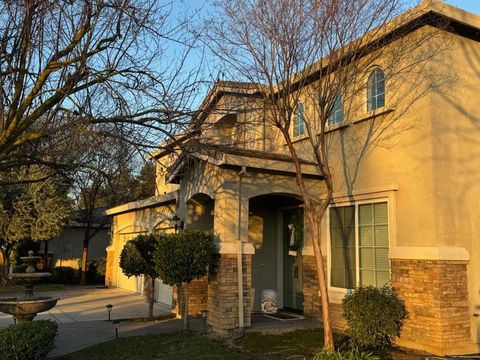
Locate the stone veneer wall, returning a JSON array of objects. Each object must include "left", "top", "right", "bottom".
[
  {"left": 105, "top": 248, "right": 115, "bottom": 287},
  {"left": 303, "top": 255, "right": 347, "bottom": 330},
  {"left": 302, "top": 255, "right": 473, "bottom": 354},
  {"left": 207, "top": 254, "right": 252, "bottom": 334},
  {"left": 172, "top": 277, "right": 208, "bottom": 316},
  {"left": 391, "top": 259, "right": 471, "bottom": 355}
]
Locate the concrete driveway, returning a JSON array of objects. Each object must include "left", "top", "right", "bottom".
[
  {"left": 0, "top": 287, "right": 177, "bottom": 358},
  {"left": 0, "top": 286, "right": 171, "bottom": 327}
]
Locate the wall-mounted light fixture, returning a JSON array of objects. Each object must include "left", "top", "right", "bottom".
[{"left": 171, "top": 214, "right": 184, "bottom": 233}]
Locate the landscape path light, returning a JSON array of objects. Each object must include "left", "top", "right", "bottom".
[{"left": 106, "top": 304, "right": 113, "bottom": 321}]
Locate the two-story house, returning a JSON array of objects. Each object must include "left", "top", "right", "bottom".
[{"left": 105, "top": 1, "right": 480, "bottom": 355}]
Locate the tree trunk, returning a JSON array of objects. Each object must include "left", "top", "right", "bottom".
[
  {"left": 184, "top": 284, "right": 190, "bottom": 330},
  {"left": 147, "top": 276, "right": 155, "bottom": 320},
  {"left": 0, "top": 250, "right": 10, "bottom": 285},
  {"left": 80, "top": 237, "right": 89, "bottom": 286},
  {"left": 283, "top": 131, "right": 335, "bottom": 350},
  {"left": 306, "top": 209, "right": 334, "bottom": 349}
]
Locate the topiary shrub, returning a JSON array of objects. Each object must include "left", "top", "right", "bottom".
[
  {"left": 343, "top": 285, "right": 407, "bottom": 350},
  {"left": 120, "top": 234, "right": 159, "bottom": 320},
  {"left": 314, "top": 348, "right": 379, "bottom": 360},
  {"left": 155, "top": 230, "right": 215, "bottom": 330},
  {"left": 0, "top": 320, "right": 57, "bottom": 360},
  {"left": 51, "top": 266, "right": 76, "bottom": 284}
]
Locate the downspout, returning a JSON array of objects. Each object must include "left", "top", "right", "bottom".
[{"left": 237, "top": 166, "right": 247, "bottom": 332}]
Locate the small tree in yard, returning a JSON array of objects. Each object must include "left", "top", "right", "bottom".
[
  {"left": 119, "top": 234, "right": 159, "bottom": 320},
  {"left": 155, "top": 231, "right": 215, "bottom": 330}
]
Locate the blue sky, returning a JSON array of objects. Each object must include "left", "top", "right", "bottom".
[
  {"left": 167, "top": 0, "right": 480, "bottom": 108},
  {"left": 444, "top": 0, "right": 480, "bottom": 14},
  {"left": 177, "top": 0, "right": 480, "bottom": 14}
]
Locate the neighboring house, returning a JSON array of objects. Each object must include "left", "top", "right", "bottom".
[
  {"left": 41, "top": 207, "right": 111, "bottom": 269},
  {"left": 105, "top": 2, "right": 480, "bottom": 355}
]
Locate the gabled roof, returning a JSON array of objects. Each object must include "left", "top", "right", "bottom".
[{"left": 149, "top": 81, "right": 267, "bottom": 160}]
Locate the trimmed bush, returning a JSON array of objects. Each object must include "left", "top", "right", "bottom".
[
  {"left": 155, "top": 230, "right": 215, "bottom": 330},
  {"left": 51, "top": 266, "right": 76, "bottom": 284},
  {"left": 86, "top": 258, "right": 106, "bottom": 284},
  {"left": 0, "top": 320, "right": 57, "bottom": 360},
  {"left": 343, "top": 285, "right": 407, "bottom": 350},
  {"left": 314, "top": 348, "right": 379, "bottom": 360}
]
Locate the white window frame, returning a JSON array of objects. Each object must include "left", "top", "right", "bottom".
[
  {"left": 327, "top": 94, "right": 344, "bottom": 126},
  {"left": 327, "top": 196, "right": 393, "bottom": 301},
  {"left": 367, "top": 67, "right": 385, "bottom": 112},
  {"left": 292, "top": 102, "right": 306, "bottom": 138}
]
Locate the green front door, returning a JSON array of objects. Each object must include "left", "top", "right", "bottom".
[{"left": 283, "top": 208, "right": 304, "bottom": 311}]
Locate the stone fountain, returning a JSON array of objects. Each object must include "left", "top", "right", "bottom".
[{"left": 0, "top": 251, "right": 58, "bottom": 323}]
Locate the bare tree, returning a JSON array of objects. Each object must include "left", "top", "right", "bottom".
[
  {"left": 70, "top": 133, "right": 133, "bottom": 285},
  {"left": 207, "top": 0, "right": 450, "bottom": 349},
  {"left": 0, "top": 0, "right": 201, "bottom": 178}
]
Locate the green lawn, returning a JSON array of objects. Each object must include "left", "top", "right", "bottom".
[
  {"left": 238, "top": 329, "right": 325, "bottom": 359},
  {"left": 64, "top": 332, "right": 252, "bottom": 360},
  {"left": 64, "top": 330, "right": 429, "bottom": 360}
]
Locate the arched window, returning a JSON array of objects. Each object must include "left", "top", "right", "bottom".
[
  {"left": 293, "top": 102, "right": 305, "bottom": 137},
  {"left": 367, "top": 68, "right": 385, "bottom": 111}
]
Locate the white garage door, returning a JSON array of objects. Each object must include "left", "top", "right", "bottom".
[
  {"left": 117, "top": 234, "right": 144, "bottom": 294},
  {"left": 155, "top": 278, "right": 173, "bottom": 307}
]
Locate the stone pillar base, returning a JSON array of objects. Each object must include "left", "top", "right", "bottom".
[
  {"left": 207, "top": 254, "right": 252, "bottom": 335},
  {"left": 172, "top": 277, "right": 208, "bottom": 317}
]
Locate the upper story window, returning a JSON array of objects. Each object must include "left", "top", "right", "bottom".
[
  {"left": 293, "top": 102, "right": 305, "bottom": 137},
  {"left": 329, "top": 201, "right": 390, "bottom": 290},
  {"left": 367, "top": 68, "right": 385, "bottom": 111},
  {"left": 328, "top": 95, "right": 344, "bottom": 126}
]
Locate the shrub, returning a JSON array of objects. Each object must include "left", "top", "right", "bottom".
[
  {"left": 0, "top": 320, "right": 57, "bottom": 360},
  {"left": 51, "top": 266, "right": 76, "bottom": 284},
  {"left": 343, "top": 285, "right": 407, "bottom": 350},
  {"left": 314, "top": 348, "right": 379, "bottom": 360},
  {"left": 86, "top": 258, "right": 106, "bottom": 284},
  {"left": 155, "top": 230, "right": 215, "bottom": 329}
]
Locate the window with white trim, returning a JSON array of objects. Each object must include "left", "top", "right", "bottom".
[
  {"left": 293, "top": 102, "right": 305, "bottom": 137},
  {"left": 367, "top": 68, "right": 385, "bottom": 111},
  {"left": 328, "top": 95, "right": 343, "bottom": 126},
  {"left": 329, "top": 201, "right": 390, "bottom": 289}
]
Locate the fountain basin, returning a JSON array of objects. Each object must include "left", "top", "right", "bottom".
[
  {"left": 9, "top": 272, "right": 51, "bottom": 285},
  {"left": 0, "top": 296, "right": 58, "bottom": 323}
]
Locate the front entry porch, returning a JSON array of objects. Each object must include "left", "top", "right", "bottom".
[{"left": 249, "top": 194, "right": 305, "bottom": 314}]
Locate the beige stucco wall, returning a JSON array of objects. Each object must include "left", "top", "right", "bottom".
[
  {"left": 429, "top": 33, "right": 480, "bottom": 343},
  {"left": 109, "top": 204, "right": 175, "bottom": 290}
]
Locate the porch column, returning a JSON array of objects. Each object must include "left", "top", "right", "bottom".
[{"left": 207, "top": 187, "right": 254, "bottom": 334}]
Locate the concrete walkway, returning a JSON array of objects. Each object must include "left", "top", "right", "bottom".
[
  {"left": 0, "top": 287, "right": 176, "bottom": 358},
  {"left": 0, "top": 287, "right": 171, "bottom": 327},
  {"left": 1, "top": 287, "right": 317, "bottom": 358}
]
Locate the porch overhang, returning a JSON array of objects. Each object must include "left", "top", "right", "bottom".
[
  {"left": 105, "top": 193, "right": 177, "bottom": 216},
  {"left": 167, "top": 145, "right": 323, "bottom": 183}
]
